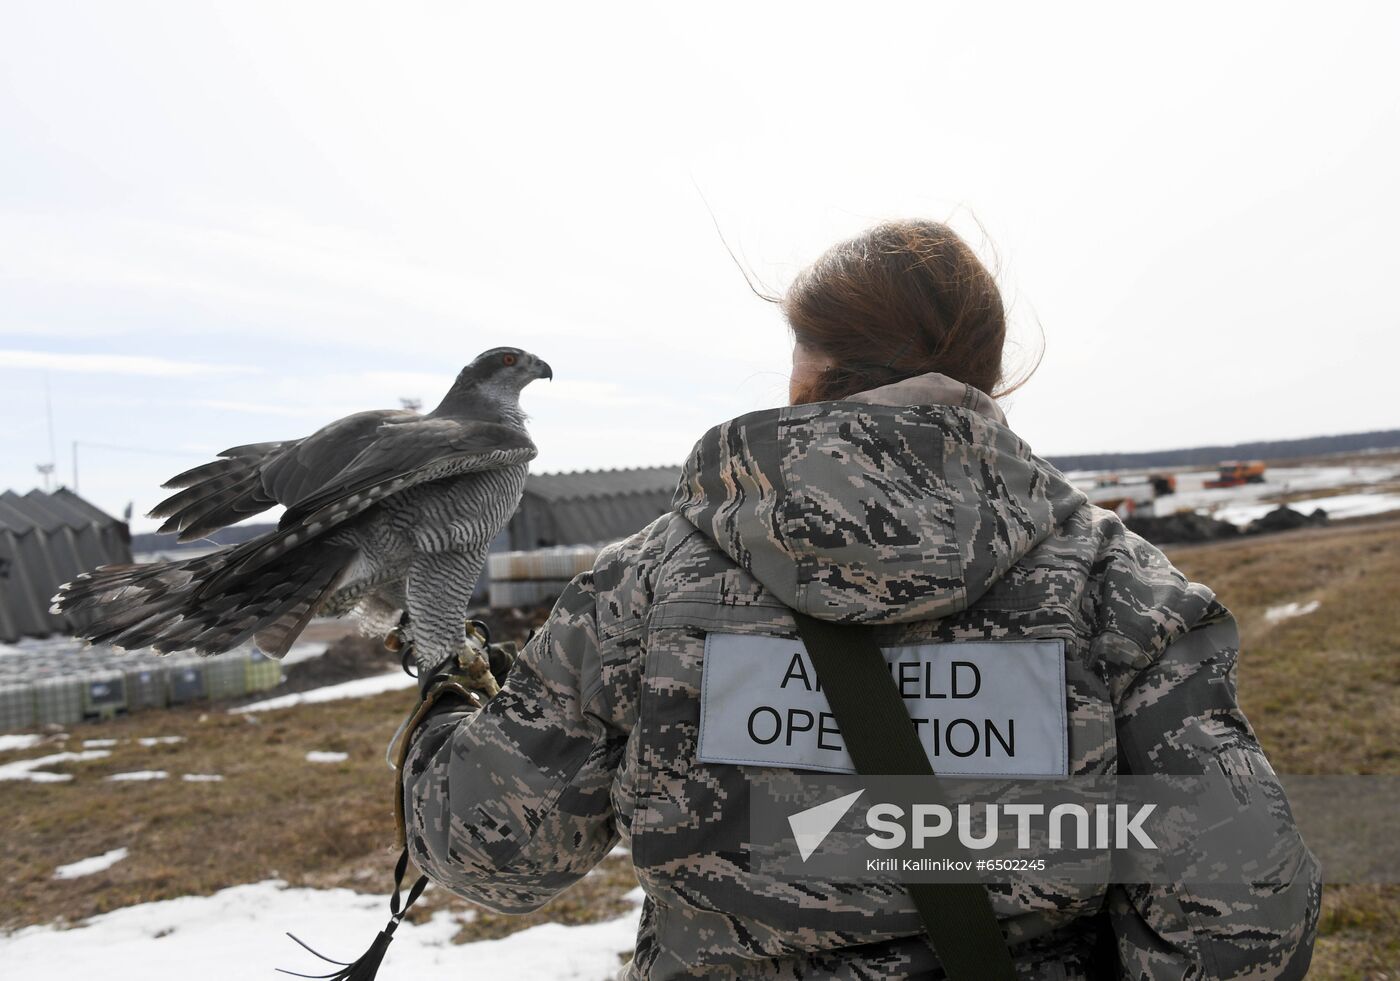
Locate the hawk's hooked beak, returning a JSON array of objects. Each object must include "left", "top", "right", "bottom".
[{"left": 535, "top": 359, "right": 553, "bottom": 381}]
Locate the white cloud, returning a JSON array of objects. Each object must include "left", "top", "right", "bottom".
[
  {"left": 191, "top": 399, "right": 360, "bottom": 420},
  {"left": 2, "top": 1, "right": 1399, "bottom": 522},
  {"left": 0, "top": 350, "right": 252, "bottom": 377},
  {"left": 0, "top": 323, "right": 134, "bottom": 340},
  {"left": 527, "top": 378, "right": 677, "bottom": 411}
]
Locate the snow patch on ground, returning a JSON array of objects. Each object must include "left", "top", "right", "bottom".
[
  {"left": 1209, "top": 492, "right": 1400, "bottom": 528},
  {"left": 0, "top": 734, "right": 45, "bottom": 752},
  {"left": 83, "top": 738, "right": 118, "bottom": 748},
  {"left": 1287, "top": 492, "right": 1400, "bottom": 521},
  {"left": 0, "top": 749, "right": 110, "bottom": 782},
  {"left": 136, "top": 736, "right": 184, "bottom": 746},
  {"left": 235, "top": 672, "right": 415, "bottom": 713},
  {"left": 0, "top": 879, "right": 643, "bottom": 979},
  {"left": 54, "top": 848, "right": 129, "bottom": 880},
  {"left": 1141, "top": 463, "right": 1400, "bottom": 521},
  {"left": 1265, "top": 600, "right": 1322, "bottom": 624},
  {"left": 305, "top": 751, "right": 348, "bottom": 764},
  {"left": 282, "top": 641, "right": 330, "bottom": 665},
  {"left": 182, "top": 773, "right": 224, "bottom": 782},
  {"left": 107, "top": 771, "right": 169, "bottom": 782}
]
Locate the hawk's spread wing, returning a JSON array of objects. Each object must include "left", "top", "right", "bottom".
[
  {"left": 201, "top": 418, "right": 537, "bottom": 593},
  {"left": 260, "top": 409, "right": 419, "bottom": 510},
  {"left": 281, "top": 417, "right": 536, "bottom": 525},
  {"left": 149, "top": 409, "right": 417, "bottom": 541}
]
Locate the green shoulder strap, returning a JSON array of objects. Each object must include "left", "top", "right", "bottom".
[{"left": 790, "top": 611, "right": 1018, "bottom": 981}]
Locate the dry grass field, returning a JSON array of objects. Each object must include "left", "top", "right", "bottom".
[
  {"left": 1165, "top": 516, "right": 1400, "bottom": 979},
  {"left": 1, "top": 514, "right": 1396, "bottom": 977},
  {"left": 0, "top": 685, "right": 640, "bottom": 947}
]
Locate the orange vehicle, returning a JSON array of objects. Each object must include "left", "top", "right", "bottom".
[
  {"left": 1205, "top": 460, "right": 1266, "bottom": 489},
  {"left": 1082, "top": 471, "right": 1179, "bottom": 516}
]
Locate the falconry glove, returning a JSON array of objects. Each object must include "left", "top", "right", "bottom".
[{"left": 386, "top": 620, "right": 518, "bottom": 844}]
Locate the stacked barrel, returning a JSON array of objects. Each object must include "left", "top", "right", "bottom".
[
  {"left": 0, "top": 637, "right": 288, "bottom": 732},
  {"left": 487, "top": 545, "right": 602, "bottom": 608}
]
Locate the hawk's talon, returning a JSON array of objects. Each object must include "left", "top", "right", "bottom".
[{"left": 467, "top": 618, "right": 492, "bottom": 647}]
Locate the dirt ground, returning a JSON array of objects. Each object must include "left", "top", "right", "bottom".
[{"left": 1, "top": 514, "right": 1395, "bottom": 977}]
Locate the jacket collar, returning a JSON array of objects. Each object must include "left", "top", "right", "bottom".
[{"left": 843, "top": 370, "right": 1008, "bottom": 427}]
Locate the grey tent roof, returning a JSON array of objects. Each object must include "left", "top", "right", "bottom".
[
  {"left": 524, "top": 466, "right": 683, "bottom": 502},
  {"left": 0, "top": 488, "right": 131, "bottom": 643},
  {"left": 510, "top": 465, "right": 683, "bottom": 548}
]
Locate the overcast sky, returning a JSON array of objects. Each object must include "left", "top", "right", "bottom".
[{"left": 2, "top": 2, "right": 1397, "bottom": 532}]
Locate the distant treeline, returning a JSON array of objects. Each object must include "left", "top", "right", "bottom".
[
  {"left": 130, "top": 428, "right": 1400, "bottom": 552},
  {"left": 1043, "top": 428, "right": 1400, "bottom": 474}
]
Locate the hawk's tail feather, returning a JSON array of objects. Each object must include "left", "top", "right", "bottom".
[
  {"left": 253, "top": 569, "right": 351, "bottom": 659},
  {"left": 51, "top": 545, "right": 354, "bottom": 658}
]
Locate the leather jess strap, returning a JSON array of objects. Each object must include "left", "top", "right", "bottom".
[{"left": 790, "top": 611, "right": 1018, "bottom": 981}]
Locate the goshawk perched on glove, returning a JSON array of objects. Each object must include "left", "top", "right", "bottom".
[{"left": 52, "top": 347, "right": 551, "bottom": 687}]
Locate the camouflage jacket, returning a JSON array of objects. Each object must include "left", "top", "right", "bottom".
[{"left": 402, "top": 371, "right": 1321, "bottom": 979}]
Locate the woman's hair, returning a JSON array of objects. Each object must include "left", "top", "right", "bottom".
[{"left": 783, "top": 219, "right": 1033, "bottom": 405}]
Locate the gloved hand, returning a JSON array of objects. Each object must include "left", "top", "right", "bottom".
[
  {"left": 485, "top": 638, "right": 518, "bottom": 688},
  {"left": 388, "top": 621, "right": 516, "bottom": 850}
]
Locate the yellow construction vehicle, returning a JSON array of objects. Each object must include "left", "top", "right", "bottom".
[{"left": 1204, "top": 460, "right": 1266, "bottom": 489}]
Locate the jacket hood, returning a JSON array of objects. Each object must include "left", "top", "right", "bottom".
[{"left": 672, "top": 371, "right": 1088, "bottom": 623}]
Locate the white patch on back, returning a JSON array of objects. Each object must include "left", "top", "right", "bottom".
[{"left": 698, "top": 633, "right": 1068, "bottom": 777}]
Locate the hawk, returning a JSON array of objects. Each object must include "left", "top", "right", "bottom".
[{"left": 52, "top": 347, "right": 551, "bottom": 684}]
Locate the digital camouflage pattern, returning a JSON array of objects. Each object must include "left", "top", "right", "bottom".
[{"left": 401, "top": 371, "right": 1321, "bottom": 979}]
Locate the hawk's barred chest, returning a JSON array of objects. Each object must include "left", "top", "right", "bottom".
[{"left": 379, "top": 460, "right": 531, "bottom": 553}]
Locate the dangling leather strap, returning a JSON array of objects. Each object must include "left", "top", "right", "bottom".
[
  {"left": 791, "top": 611, "right": 1018, "bottom": 981},
  {"left": 277, "top": 847, "right": 429, "bottom": 980}
]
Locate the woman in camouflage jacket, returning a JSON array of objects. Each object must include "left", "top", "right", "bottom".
[{"left": 400, "top": 220, "right": 1321, "bottom": 979}]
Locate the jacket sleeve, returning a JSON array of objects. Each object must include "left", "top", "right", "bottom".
[
  {"left": 400, "top": 566, "right": 625, "bottom": 913},
  {"left": 1105, "top": 601, "right": 1322, "bottom": 980}
]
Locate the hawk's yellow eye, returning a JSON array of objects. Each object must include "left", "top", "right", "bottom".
[{"left": 502, "top": 353, "right": 518, "bottom": 366}]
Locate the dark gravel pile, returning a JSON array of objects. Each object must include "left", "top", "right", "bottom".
[
  {"left": 1129, "top": 504, "right": 1331, "bottom": 546},
  {"left": 1127, "top": 512, "right": 1242, "bottom": 545},
  {"left": 1246, "top": 505, "right": 1329, "bottom": 535},
  {"left": 277, "top": 633, "right": 400, "bottom": 694}
]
